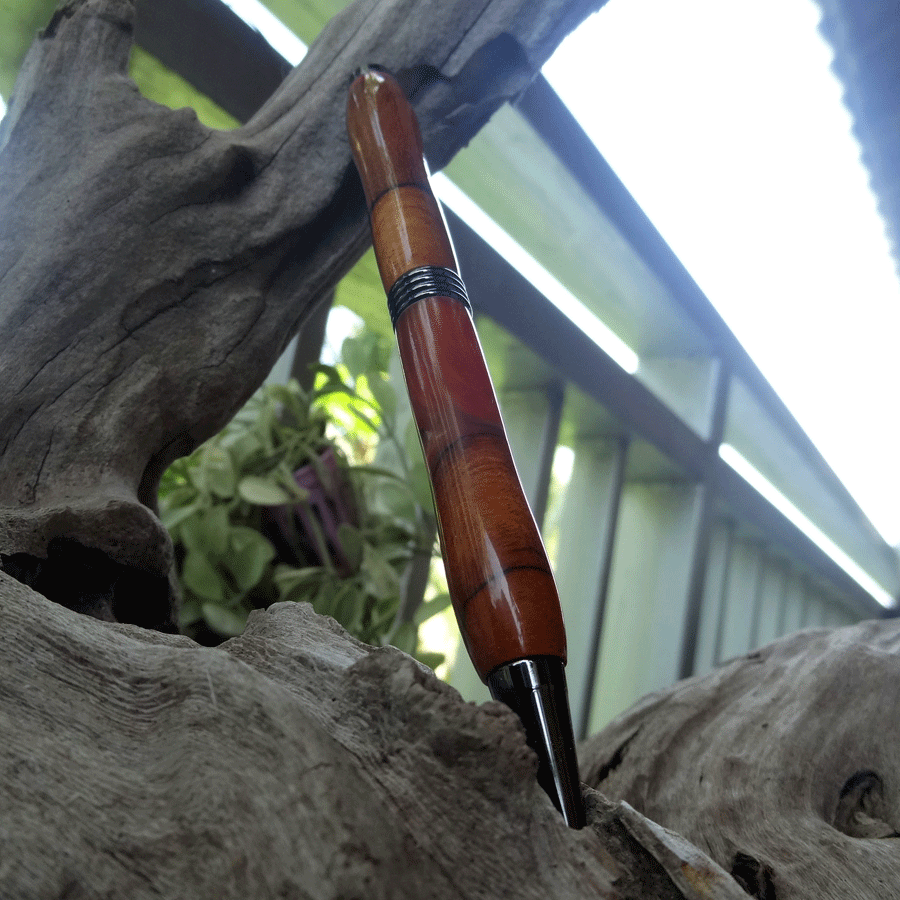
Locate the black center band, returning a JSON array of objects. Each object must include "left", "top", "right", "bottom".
[{"left": 386, "top": 266, "right": 471, "bottom": 328}]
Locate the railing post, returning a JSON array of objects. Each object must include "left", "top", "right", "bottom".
[
  {"left": 677, "top": 361, "right": 729, "bottom": 679},
  {"left": 586, "top": 472, "right": 705, "bottom": 733},
  {"left": 550, "top": 435, "right": 628, "bottom": 739}
]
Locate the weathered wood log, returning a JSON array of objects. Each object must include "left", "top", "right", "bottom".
[
  {"left": 0, "top": 574, "right": 745, "bottom": 899},
  {"left": 6, "top": 560, "right": 897, "bottom": 897},
  {"left": 0, "top": 0, "right": 603, "bottom": 626},
  {"left": 581, "top": 620, "right": 900, "bottom": 899}
]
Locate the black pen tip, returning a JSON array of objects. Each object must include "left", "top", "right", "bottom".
[{"left": 487, "top": 657, "right": 586, "bottom": 829}]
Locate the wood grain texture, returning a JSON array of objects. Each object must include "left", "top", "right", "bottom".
[
  {"left": 396, "top": 297, "right": 566, "bottom": 677},
  {"left": 348, "top": 69, "right": 565, "bottom": 678},
  {"left": 581, "top": 620, "right": 900, "bottom": 898},
  {"left": 0, "top": 574, "right": 744, "bottom": 899},
  {"left": 348, "top": 71, "right": 457, "bottom": 289},
  {"left": 347, "top": 70, "right": 431, "bottom": 211},
  {"left": 0, "top": 0, "right": 605, "bottom": 622}
]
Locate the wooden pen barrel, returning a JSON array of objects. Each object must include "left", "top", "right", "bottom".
[{"left": 347, "top": 70, "right": 566, "bottom": 679}]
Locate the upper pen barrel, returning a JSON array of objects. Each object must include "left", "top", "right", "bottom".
[{"left": 347, "top": 70, "right": 457, "bottom": 290}]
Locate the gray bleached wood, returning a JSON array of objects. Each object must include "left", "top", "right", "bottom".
[
  {"left": 0, "top": 575, "right": 741, "bottom": 898},
  {"left": 581, "top": 620, "right": 900, "bottom": 898}
]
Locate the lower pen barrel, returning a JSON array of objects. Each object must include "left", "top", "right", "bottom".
[{"left": 347, "top": 68, "right": 585, "bottom": 828}]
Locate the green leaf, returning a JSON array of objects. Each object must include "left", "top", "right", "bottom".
[
  {"left": 368, "top": 601, "right": 398, "bottom": 635},
  {"left": 273, "top": 564, "right": 324, "bottom": 586},
  {"left": 159, "top": 501, "right": 199, "bottom": 532},
  {"left": 200, "top": 445, "right": 237, "bottom": 499},
  {"left": 158, "top": 479, "right": 197, "bottom": 509},
  {"left": 311, "top": 580, "right": 340, "bottom": 619},
  {"left": 336, "top": 522, "right": 364, "bottom": 571},
  {"left": 415, "top": 651, "right": 446, "bottom": 671},
  {"left": 408, "top": 461, "right": 436, "bottom": 513},
  {"left": 346, "top": 403, "right": 380, "bottom": 434},
  {"left": 341, "top": 335, "right": 368, "bottom": 379},
  {"left": 178, "top": 506, "right": 230, "bottom": 557},
  {"left": 226, "top": 527, "right": 276, "bottom": 591},
  {"left": 178, "top": 599, "right": 203, "bottom": 627},
  {"left": 367, "top": 375, "right": 397, "bottom": 427},
  {"left": 238, "top": 475, "right": 294, "bottom": 505},
  {"left": 202, "top": 505, "right": 230, "bottom": 556},
  {"left": 177, "top": 515, "right": 204, "bottom": 555},
  {"left": 182, "top": 550, "right": 227, "bottom": 601},
  {"left": 187, "top": 462, "right": 207, "bottom": 494},
  {"left": 404, "top": 419, "right": 425, "bottom": 465},
  {"left": 390, "top": 621, "right": 418, "bottom": 655},
  {"left": 312, "top": 364, "right": 353, "bottom": 397},
  {"left": 273, "top": 565, "right": 324, "bottom": 600},
  {"left": 362, "top": 544, "right": 400, "bottom": 601},
  {"left": 330, "top": 580, "right": 362, "bottom": 632},
  {"left": 371, "top": 479, "right": 417, "bottom": 523},
  {"left": 224, "top": 431, "right": 263, "bottom": 469},
  {"left": 255, "top": 401, "right": 277, "bottom": 455},
  {"left": 274, "top": 463, "right": 310, "bottom": 502},
  {"left": 201, "top": 602, "right": 247, "bottom": 637},
  {"left": 267, "top": 381, "right": 305, "bottom": 412},
  {"left": 414, "top": 592, "right": 452, "bottom": 626}
]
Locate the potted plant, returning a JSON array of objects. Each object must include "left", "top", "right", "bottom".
[{"left": 158, "top": 327, "right": 448, "bottom": 666}]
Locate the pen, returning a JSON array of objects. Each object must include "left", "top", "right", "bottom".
[{"left": 347, "top": 68, "right": 584, "bottom": 828}]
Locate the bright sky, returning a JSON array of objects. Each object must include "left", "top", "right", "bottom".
[{"left": 543, "top": 0, "right": 900, "bottom": 547}]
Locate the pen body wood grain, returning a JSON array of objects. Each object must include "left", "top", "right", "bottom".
[
  {"left": 395, "top": 297, "right": 566, "bottom": 677},
  {"left": 347, "top": 72, "right": 456, "bottom": 291},
  {"left": 348, "top": 70, "right": 566, "bottom": 679}
]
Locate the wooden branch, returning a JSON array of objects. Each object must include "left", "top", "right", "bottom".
[
  {"left": 580, "top": 620, "right": 900, "bottom": 898},
  {"left": 0, "top": 0, "right": 603, "bottom": 624},
  {"left": 0, "top": 573, "right": 742, "bottom": 898}
]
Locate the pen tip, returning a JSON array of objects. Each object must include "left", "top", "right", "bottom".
[{"left": 487, "top": 657, "right": 586, "bottom": 829}]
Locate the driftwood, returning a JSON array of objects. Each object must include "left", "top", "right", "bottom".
[
  {"left": 0, "top": 0, "right": 895, "bottom": 897},
  {"left": 0, "top": 0, "right": 601, "bottom": 627},
  {"left": 4, "top": 565, "right": 898, "bottom": 898},
  {"left": 1, "top": 573, "right": 747, "bottom": 899},
  {"left": 582, "top": 620, "right": 900, "bottom": 899}
]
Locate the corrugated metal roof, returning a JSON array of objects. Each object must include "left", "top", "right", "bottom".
[{"left": 816, "top": 0, "right": 900, "bottom": 274}]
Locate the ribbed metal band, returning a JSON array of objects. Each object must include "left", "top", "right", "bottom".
[{"left": 386, "top": 265, "right": 471, "bottom": 328}]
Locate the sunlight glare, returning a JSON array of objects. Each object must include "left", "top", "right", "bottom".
[
  {"left": 432, "top": 173, "right": 640, "bottom": 374},
  {"left": 220, "top": 0, "right": 308, "bottom": 65},
  {"left": 544, "top": 0, "right": 900, "bottom": 546},
  {"left": 720, "top": 443, "right": 894, "bottom": 607}
]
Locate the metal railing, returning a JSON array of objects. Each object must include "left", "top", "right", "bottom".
[{"left": 434, "top": 76, "right": 898, "bottom": 735}]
